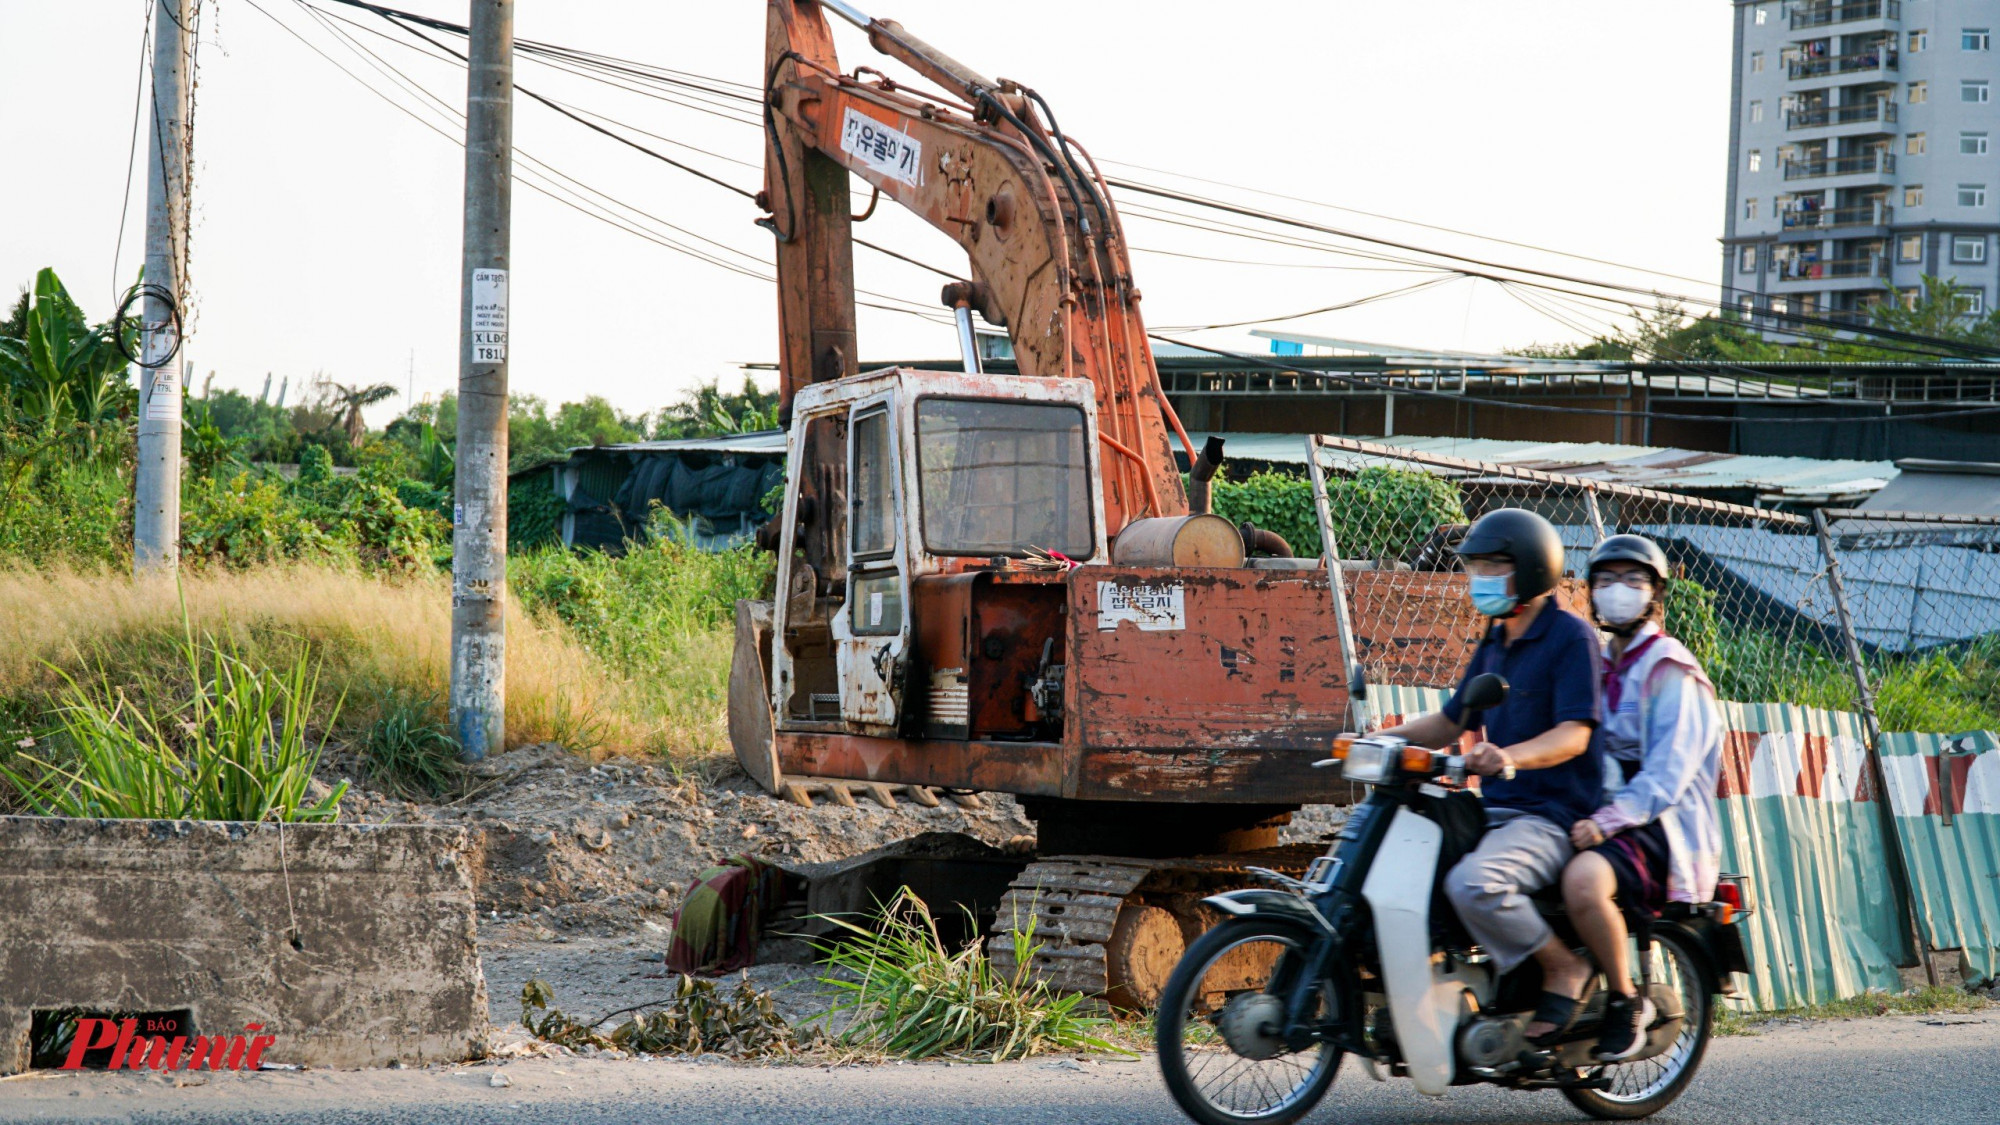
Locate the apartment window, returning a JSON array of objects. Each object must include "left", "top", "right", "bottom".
[
  {"left": 1909, "top": 133, "right": 1928, "bottom": 155},
  {"left": 1900, "top": 234, "right": 1925, "bottom": 262},
  {"left": 1739, "top": 296, "right": 1756, "bottom": 319},
  {"left": 1910, "top": 80, "right": 1929, "bottom": 103},
  {"left": 1964, "top": 80, "right": 1991, "bottom": 103},
  {"left": 1902, "top": 288, "right": 1922, "bottom": 311},
  {"left": 1740, "top": 245, "right": 1759, "bottom": 272},
  {"left": 1954, "top": 236, "right": 1988, "bottom": 263},
  {"left": 1911, "top": 29, "right": 1930, "bottom": 51},
  {"left": 1965, "top": 133, "right": 1991, "bottom": 155},
  {"left": 1749, "top": 150, "right": 1763, "bottom": 173},
  {"left": 1906, "top": 184, "right": 1926, "bottom": 207},
  {"left": 1750, "top": 100, "right": 1764, "bottom": 123},
  {"left": 1755, "top": 6, "right": 1767, "bottom": 26},
  {"left": 1772, "top": 296, "right": 1791, "bottom": 316},
  {"left": 1965, "top": 28, "right": 1991, "bottom": 51},
  {"left": 1958, "top": 290, "right": 1986, "bottom": 315},
  {"left": 1961, "top": 183, "right": 1988, "bottom": 208},
  {"left": 1751, "top": 50, "right": 1765, "bottom": 74}
]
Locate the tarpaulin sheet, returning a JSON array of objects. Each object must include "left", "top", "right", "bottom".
[
  {"left": 1369, "top": 686, "right": 1911, "bottom": 1009},
  {"left": 1880, "top": 729, "right": 2000, "bottom": 984}
]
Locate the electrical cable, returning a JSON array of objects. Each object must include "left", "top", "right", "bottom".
[
  {"left": 111, "top": 0, "right": 155, "bottom": 309},
  {"left": 1151, "top": 274, "right": 1463, "bottom": 333},
  {"left": 115, "top": 282, "right": 182, "bottom": 368}
]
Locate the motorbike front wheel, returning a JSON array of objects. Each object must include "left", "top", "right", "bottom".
[{"left": 1155, "top": 917, "right": 1343, "bottom": 1125}]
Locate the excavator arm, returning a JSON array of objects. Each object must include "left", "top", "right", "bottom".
[{"left": 760, "top": 0, "right": 1190, "bottom": 533}]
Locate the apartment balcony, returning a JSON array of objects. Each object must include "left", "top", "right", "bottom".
[
  {"left": 1781, "top": 150, "right": 1895, "bottom": 179},
  {"left": 1786, "top": 99, "right": 1897, "bottom": 130},
  {"left": 1780, "top": 200, "right": 1893, "bottom": 232},
  {"left": 1774, "top": 255, "right": 1887, "bottom": 283},
  {"left": 1789, "top": 48, "right": 1899, "bottom": 80},
  {"left": 1790, "top": 0, "right": 1900, "bottom": 31},
  {"left": 1824, "top": 255, "right": 1889, "bottom": 278}
]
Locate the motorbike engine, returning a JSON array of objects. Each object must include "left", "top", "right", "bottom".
[
  {"left": 1216, "top": 994, "right": 1287, "bottom": 1061},
  {"left": 1456, "top": 1014, "right": 1526, "bottom": 1070}
]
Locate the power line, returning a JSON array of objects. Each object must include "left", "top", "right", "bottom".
[
  {"left": 1152, "top": 274, "right": 1463, "bottom": 333},
  {"left": 1101, "top": 158, "right": 1727, "bottom": 293},
  {"left": 110, "top": 0, "right": 155, "bottom": 309}
]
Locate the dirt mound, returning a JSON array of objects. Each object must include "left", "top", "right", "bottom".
[{"left": 324, "top": 745, "right": 1038, "bottom": 934}]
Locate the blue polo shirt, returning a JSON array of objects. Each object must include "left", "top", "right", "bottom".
[{"left": 1441, "top": 602, "right": 1605, "bottom": 827}]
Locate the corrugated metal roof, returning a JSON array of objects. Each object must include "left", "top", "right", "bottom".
[
  {"left": 586, "top": 430, "right": 787, "bottom": 456},
  {"left": 1855, "top": 459, "right": 2000, "bottom": 520},
  {"left": 1193, "top": 432, "right": 1896, "bottom": 500}
]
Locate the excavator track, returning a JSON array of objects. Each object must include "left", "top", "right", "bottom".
[{"left": 987, "top": 846, "right": 1326, "bottom": 1008}]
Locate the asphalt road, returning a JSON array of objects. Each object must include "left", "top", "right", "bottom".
[{"left": 3, "top": 1012, "right": 1995, "bottom": 1125}]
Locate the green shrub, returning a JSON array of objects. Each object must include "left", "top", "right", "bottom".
[
  {"left": 360, "top": 688, "right": 461, "bottom": 798},
  {"left": 0, "top": 622, "right": 346, "bottom": 822},
  {"left": 507, "top": 473, "right": 566, "bottom": 551},
  {"left": 813, "top": 888, "right": 1122, "bottom": 1061},
  {"left": 1209, "top": 466, "right": 1465, "bottom": 561}
]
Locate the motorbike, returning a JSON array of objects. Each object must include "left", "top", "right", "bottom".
[{"left": 1155, "top": 673, "right": 1753, "bottom": 1124}]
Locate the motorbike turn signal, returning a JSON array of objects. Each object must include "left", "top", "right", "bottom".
[
  {"left": 1331, "top": 736, "right": 1354, "bottom": 761},
  {"left": 1399, "top": 745, "right": 1434, "bottom": 775}
]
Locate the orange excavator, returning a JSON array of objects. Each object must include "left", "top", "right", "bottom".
[{"left": 730, "top": 0, "right": 1355, "bottom": 1004}]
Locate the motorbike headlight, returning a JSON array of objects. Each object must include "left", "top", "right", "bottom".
[{"left": 1342, "top": 736, "right": 1403, "bottom": 784}]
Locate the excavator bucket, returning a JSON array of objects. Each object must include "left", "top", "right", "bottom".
[{"left": 727, "top": 598, "right": 783, "bottom": 794}]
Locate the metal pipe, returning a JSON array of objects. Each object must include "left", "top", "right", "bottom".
[
  {"left": 953, "top": 304, "right": 981, "bottom": 374},
  {"left": 1814, "top": 506, "right": 1937, "bottom": 987},
  {"left": 1306, "top": 435, "right": 1369, "bottom": 731},
  {"left": 820, "top": 0, "right": 872, "bottom": 29}
]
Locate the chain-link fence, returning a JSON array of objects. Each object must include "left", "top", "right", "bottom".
[
  {"left": 1301, "top": 434, "right": 1913, "bottom": 720},
  {"left": 1302, "top": 435, "right": 2000, "bottom": 1000}
]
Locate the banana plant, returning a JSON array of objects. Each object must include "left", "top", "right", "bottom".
[{"left": 0, "top": 268, "right": 136, "bottom": 449}]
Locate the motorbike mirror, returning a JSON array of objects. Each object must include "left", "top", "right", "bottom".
[{"left": 1462, "top": 672, "right": 1509, "bottom": 713}]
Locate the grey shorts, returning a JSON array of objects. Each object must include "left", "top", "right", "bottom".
[{"left": 1442, "top": 807, "right": 1574, "bottom": 973}]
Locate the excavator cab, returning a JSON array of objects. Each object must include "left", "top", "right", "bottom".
[{"left": 768, "top": 367, "right": 1105, "bottom": 741}]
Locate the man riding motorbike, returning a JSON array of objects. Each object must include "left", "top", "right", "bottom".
[
  {"left": 1560, "top": 534, "right": 1724, "bottom": 1060},
  {"left": 1371, "top": 507, "right": 1606, "bottom": 1044}
]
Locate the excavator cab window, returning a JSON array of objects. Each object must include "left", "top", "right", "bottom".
[{"left": 914, "top": 398, "right": 1093, "bottom": 558}]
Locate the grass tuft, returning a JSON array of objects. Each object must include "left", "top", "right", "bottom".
[
  {"left": 811, "top": 888, "right": 1125, "bottom": 1062},
  {"left": 1716, "top": 986, "right": 1993, "bottom": 1036},
  {"left": 359, "top": 688, "right": 462, "bottom": 798},
  {"left": 0, "top": 610, "right": 345, "bottom": 822}
]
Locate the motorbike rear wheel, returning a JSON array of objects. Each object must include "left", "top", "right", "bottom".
[
  {"left": 1562, "top": 928, "right": 1714, "bottom": 1120},
  {"left": 1155, "top": 917, "right": 1343, "bottom": 1125}
]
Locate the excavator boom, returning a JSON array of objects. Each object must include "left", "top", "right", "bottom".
[{"left": 762, "top": 0, "right": 1188, "bottom": 532}]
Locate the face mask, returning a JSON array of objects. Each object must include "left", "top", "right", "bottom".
[
  {"left": 1593, "top": 583, "right": 1649, "bottom": 626},
  {"left": 1469, "top": 573, "right": 1518, "bottom": 617}
]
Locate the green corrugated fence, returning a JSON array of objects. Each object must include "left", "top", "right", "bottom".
[
  {"left": 1367, "top": 686, "right": 1922, "bottom": 1009},
  {"left": 1880, "top": 729, "right": 2000, "bottom": 984}
]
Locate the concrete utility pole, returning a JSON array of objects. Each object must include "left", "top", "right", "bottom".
[
  {"left": 133, "top": 0, "right": 190, "bottom": 576},
  {"left": 451, "top": 0, "right": 514, "bottom": 762}
]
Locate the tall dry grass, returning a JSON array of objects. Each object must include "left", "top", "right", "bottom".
[{"left": 0, "top": 565, "right": 676, "bottom": 760}]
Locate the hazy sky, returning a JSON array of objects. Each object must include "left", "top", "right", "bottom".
[{"left": 1, "top": 1, "right": 1731, "bottom": 424}]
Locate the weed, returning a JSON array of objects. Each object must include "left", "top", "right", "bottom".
[
  {"left": 360, "top": 688, "right": 461, "bottom": 799},
  {"left": 1716, "top": 986, "right": 1993, "bottom": 1036},
  {"left": 519, "top": 976, "right": 816, "bottom": 1059},
  {"left": 812, "top": 888, "right": 1124, "bottom": 1061},
  {"left": 0, "top": 617, "right": 345, "bottom": 822}
]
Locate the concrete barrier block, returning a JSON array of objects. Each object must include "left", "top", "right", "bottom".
[{"left": 0, "top": 816, "right": 488, "bottom": 1073}]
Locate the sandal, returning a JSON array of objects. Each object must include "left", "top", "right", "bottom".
[{"left": 1525, "top": 990, "right": 1582, "bottom": 1046}]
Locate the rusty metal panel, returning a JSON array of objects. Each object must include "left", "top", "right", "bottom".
[
  {"left": 1065, "top": 566, "right": 1348, "bottom": 803},
  {"left": 775, "top": 730, "right": 1065, "bottom": 796}
]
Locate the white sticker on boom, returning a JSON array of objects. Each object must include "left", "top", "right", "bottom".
[
  {"left": 471, "top": 268, "right": 508, "bottom": 364},
  {"left": 1097, "top": 582, "right": 1185, "bottom": 632},
  {"left": 840, "top": 107, "right": 922, "bottom": 187}
]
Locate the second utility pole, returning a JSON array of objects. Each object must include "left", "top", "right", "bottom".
[
  {"left": 133, "top": 0, "right": 190, "bottom": 576},
  {"left": 451, "top": 0, "right": 513, "bottom": 762}
]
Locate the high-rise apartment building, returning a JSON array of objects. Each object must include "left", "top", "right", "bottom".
[{"left": 1725, "top": 1, "right": 2000, "bottom": 325}]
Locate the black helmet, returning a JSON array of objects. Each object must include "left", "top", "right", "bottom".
[
  {"left": 1586, "top": 534, "right": 1670, "bottom": 586},
  {"left": 1455, "top": 508, "right": 1565, "bottom": 602}
]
